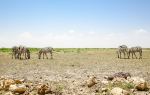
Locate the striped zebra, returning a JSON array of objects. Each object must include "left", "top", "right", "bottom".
[
  {"left": 12, "top": 46, "right": 19, "bottom": 59},
  {"left": 38, "top": 47, "right": 53, "bottom": 59},
  {"left": 128, "top": 46, "right": 142, "bottom": 59},
  {"left": 12, "top": 46, "right": 30, "bottom": 59},
  {"left": 117, "top": 45, "right": 128, "bottom": 59},
  {"left": 18, "top": 46, "right": 30, "bottom": 59}
]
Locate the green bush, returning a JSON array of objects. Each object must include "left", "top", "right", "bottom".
[{"left": 0, "top": 48, "right": 11, "bottom": 52}]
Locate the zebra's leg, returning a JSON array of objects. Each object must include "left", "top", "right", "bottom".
[
  {"left": 24, "top": 52, "right": 25, "bottom": 59},
  {"left": 18, "top": 53, "right": 20, "bottom": 59},
  {"left": 38, "top": 52, "right": 41, "bottom": 59},
  {"left": 117, "top": 52, "right": 119, "bottom": 58},
  {"left": 26, "top": 52, "right": 28, "bottom": 59},
  {"left": 18, "top": 54, "right": 20, "bottom": 59},
  {"left": 14, "top": 53, "right": 17, "bottom": 59},
  {"left": 123, "top": 52, "right": 126, "bottom": 59},
  {"left": 27, "top": 52, "right": 30, "bottom": 59},
  {"left": 128, "top": 52, "right": 130, "bottom": 59},
  {"left": 139, "top": 52, "right": 142, "bottom": 59},
  {"left": 120, "top": 52, "right": 121, "bottom": 59},
  {"left": 12, "top": 52, "right": 14, "bottom": 59},
  {"left": 22, "top": 52, "right": 24, "bottom": 56},
  {"left": 22, "top": 52, "right": 26, "bottom": 59},
  {"left": 14, "top": 52, "right": 17, "bottom": 59},
  {"left": 20, "top": 53, "right": 22, "bottom": 59},
  {"left": 45, "top": 53, "right": 48, "bottom": 59},
  {"left": 131, "top": 52, "right": 133, "bottom": 59},
  {"left": 141, "top": 51, "right": 142, "bottom": 59},
  {"left": 43, "top": 53, "right": 45, "bottom": 59},
  {"left": 50, "top": 52, "right": 53, "bottom": 59},
  {"left": 133, "top": 52, "right": 137, "bottom": 59},
  {"left": 18, "top": 53, "right": 21, "bottom": 59},
  {"left": 24, "top": 53, "right": 26, "bottom": 59},
  {"left": 16, "top": 53, "right": 18, "bottom": 59},
  {"left": 21, "top": 53, "right": 23, "bottom": 59}
]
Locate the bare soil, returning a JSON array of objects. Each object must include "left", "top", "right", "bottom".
[{"left": 0, "top": 49, "right": 150, "bottom": 94}]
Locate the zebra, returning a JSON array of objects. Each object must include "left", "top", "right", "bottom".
[
  {"left": 17, "top": 46, "right": 30, "bottom": 59},
  {"left": 12, "top": 46, "right": 30, "bottom": 59},
  {"left": 128, "top": 46, "right": 142, "bottom": 59},
  {"left": 38, "top": 47, "right": 53, "bottom": 59},
  {"left": 12, "top": 46, "right": 19, "bottom": 59},
  {"left": 117, "top": 45, "right": 129, "bottom": 59}
]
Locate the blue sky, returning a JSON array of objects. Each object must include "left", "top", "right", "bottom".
[{"left": 0, "top": 0, "right": 150, "bottom": 48}]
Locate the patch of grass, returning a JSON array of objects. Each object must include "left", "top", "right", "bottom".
[
  {"left": 108, "top": 82, "right": 135, "bottom": 91},
  {"left": 29, "top": 48, "right": 40, "bottom": 53},
  {"left": 0, "top": 48, "right": 11, "bottom": 52},
  {"left": 0, "top": 48, "right": 40, "bottom": 53},
  {"left": 55, "top": 84, "right": 65, "bottom": 92}
]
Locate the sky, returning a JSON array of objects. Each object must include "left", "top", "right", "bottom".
[{"left": 0, "top": 0, "right": 150, "bottom": 48}]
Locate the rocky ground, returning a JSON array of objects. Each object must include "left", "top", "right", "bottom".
[{"left": 0, "top": 49, "right": 150, "bottom": 95}]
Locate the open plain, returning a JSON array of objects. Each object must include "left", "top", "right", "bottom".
[{"left": 0, "top": 48, "right": 150, "bottom": 94}]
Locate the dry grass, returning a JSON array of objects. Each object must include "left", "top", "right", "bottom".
[
  {"left": 0, "top": 48, "right": 150, "bottom": 94},
  {"left": 0, "top": 49, "right": 150, "bottom": 78}
]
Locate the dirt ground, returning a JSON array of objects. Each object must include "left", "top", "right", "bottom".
[{"left": 0, "top": 49, "right": 150, "bottom": 94}]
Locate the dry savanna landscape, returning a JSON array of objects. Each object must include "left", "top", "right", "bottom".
[
  {"left": 0, "top": 48, "right": 150, "bottom": 95},
  {"left": 1, "top": 0, "right": 150, "bottom": 94}
]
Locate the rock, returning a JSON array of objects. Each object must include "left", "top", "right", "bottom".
[
  {"left": 101, "top": 88, "right": 108, "bottom": 92},
  {"left": 23, "top": 90, "right": 30, "bottom": 95},
  {"left": 104, "top": 76, "right": 114, "bottom": 81},
  {"left": 14, "top": 79, "right": 23, "bottom": 84},
  {"left": 37, "top": 84, "right": 52, "bottom": 95},
  {"left": 28, "top": 91, "right": 37, "bottom": 95},
  {"left": 3, "top": 79, "right": 15, "bottom": 90},
  {"left": 0, "top": 80, "right": 3, "bottom": 90},
  {"left": 113, "top": 72, "right": 131, "bottom": 79},
  {"left": 111, "top": 77, "right": 127, "bottom": 84},
  {"left": 9, "top": 84, "right": 27, "bottom": 94},
  {"left": 4, "top": 92, "right": 14, "bottom": 95},
  {"left": 9, "top": 84, "right": 17, "bottom": 91},
  {"left": 135, "top": 82, "right": 148, "bottom": 91},
  {"left": 128, "top": 77, "right": 148, "bottom": 91},
  {"left": 86, "top": 76, "right": 97, "bottom": 88},
  {"left": 110, "top": 87, "right": 129, "bottom": 95},
  {"left": 101, "top": 80, "right": 109, "bottom": 85},
  {"left": 102, "top": 92, "right": 107, "bottom": 95},
  {"left": 106, "top": 72, "right": 131, "bottom": 81}
]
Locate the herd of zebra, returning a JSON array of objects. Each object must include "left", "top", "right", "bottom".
[
  {"left": 12, "top": 46, "right": 53, "bottom": 60},
  {"left": 117, "top": 45, "right": 142, "bottom": 59},
  {"left": 11, "top": 45, "right": 142, "bottom": 60}
]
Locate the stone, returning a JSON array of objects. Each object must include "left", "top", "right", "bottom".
[
  {"left": 3, "top": 79, "right": 15, "bottom": 90},
  {"left": 110, "top": 87, "right": 129, "bottom": 95},
  {"left": 4, "top": 92, "right": 14, "bottom": 95},
  {"left": 101, "top": 88, "right": 108, "bottom": 92},
  {"left": 37, "top": 84, "right": 51, "bottom": 95},
  {"left": 9, "top": 84, "right": 27, "bottom": 94},
  {"left": 101, "top": 80, "right": 109, "bottom": 85},
  {"left": 14, "top": 80, "right": 23, "bottom": 84},
  {"left": 128, "top": 77, "right": 148, "bottom": 91},
  {"left": 86, "top": 76, "right": 97, "bottom": 88},
  {"left": 111, "top": 77, "right": 127, "bottom": 84},
  {"left": 105, "top": 72, "right": 131, "bottom": 81}
]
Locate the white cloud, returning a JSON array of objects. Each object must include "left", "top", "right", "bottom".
[
  {"left": 0, "top": 28, "right": 150, "bottom": 48},
  {"left": 134, "top": 28, "right": 148, "bottom": 34},
  {"left": 19, "top": 32, "right": 32, "bottom": 39},
  {"left": 68, "top": 29, "right": 75, "bottom": 34},
  {"left": 88, "top": 31, "right": 95, "bottom": 35}
]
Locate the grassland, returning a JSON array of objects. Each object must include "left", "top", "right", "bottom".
[{"left": 0, "top": 48, "right": 150, "bottom": 94}]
